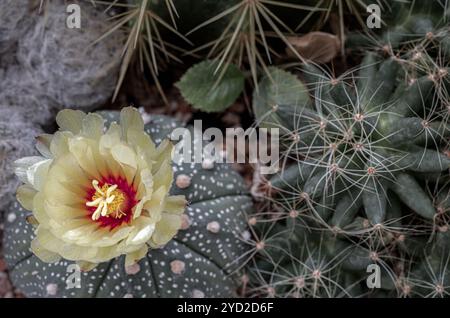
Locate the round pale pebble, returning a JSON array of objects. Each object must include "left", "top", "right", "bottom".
[
  {"left": 192, "top": 289, "right": 205, "bottom": 298},
  {"left": 125, "top": 263, "right": 141, "bottom": 275},
  {"left": 206, "top": 221, "right": 220, "bottom": 233},
  {"left": 170, "top": 260, "right": 186, "bottom": 275},
  {"left": 180, "top": 214, "right": 191, "bottom": 230},
  {"left": 176, "top": 174, "right": 191, "bottom": 189},
  {"left": 123, "top": 293, "right": 134, "bottom": 298},
  {"left": 46, "top": 283, "right": 58, "bottom": 296},
  {"left": 201, "top": 158, "right": 215, "bottom": 170}
]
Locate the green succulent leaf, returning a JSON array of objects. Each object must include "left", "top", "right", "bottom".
[{"left": 176, "top": 60, "right": 245, "bottom": 113}]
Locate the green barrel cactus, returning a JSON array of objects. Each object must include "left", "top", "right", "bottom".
[
  {"left": 249, "top": 55, "right": 450, "bottom": 297},
  {"left": 3, "top": 109, "right": 253, "bottom": 298}
]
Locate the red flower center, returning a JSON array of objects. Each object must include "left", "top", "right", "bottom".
[{"left": 85, "top": 176, "right": 138, "bottom": 230}]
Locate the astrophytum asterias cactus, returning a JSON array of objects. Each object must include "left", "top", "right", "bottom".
[{"left": 3, "top": 108, "right": 252, "bottom": 298}]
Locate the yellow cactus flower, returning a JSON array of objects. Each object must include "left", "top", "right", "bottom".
[{"left": 14, "top": 107, "right": 186, "bottom": 270}]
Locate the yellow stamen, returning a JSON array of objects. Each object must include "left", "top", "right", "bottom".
[{"left": 86, "top": 180, "right": 126, "bottom": 221}]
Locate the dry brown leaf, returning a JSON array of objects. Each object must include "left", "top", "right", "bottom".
[{"left": 286, "top": 31, "right": 340, "bottom": 64}]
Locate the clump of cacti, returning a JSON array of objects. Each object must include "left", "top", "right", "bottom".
[
  {"left": 3, "top": 108, "right": 253, "bottom": 297},
  {"left": 249, "top": 47, "right": 450, "bottom": 296}
]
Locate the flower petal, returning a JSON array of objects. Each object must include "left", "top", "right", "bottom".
[
  {"left": 44, "top": 202, "right": 87, "bottom": 221},
  {"left": 31, "top": 238, "right": 61, "bottom": 263},
  {"left": 36, "top": 134, "right": 53, "bottom": 158},
  {"left": 127, "top": 128, "right": 156, "bottom": 159},
  {"left": 142, "top": 186, "right": 166, "bottom": 221},
  {"left": 27, "top": 159, "right": 52, "bottom": 191},
  {"left": 150, "top": 213, "right": 182, "bottom": 247},
  {"left": 152, "top": 160, "right": 173, "bottom": 190},
  {"left": 81, "top": 113, "right": 105, "bottom": 139},
  {"left": 44, "top": 179, "right": 85, "bottom": 206},
  {"left": 77, "top": 261, "right": 98, "bottom": 272},
  {"left": 68, "top": 138, "right": 102, "bottom": 179},
  {"left": 16, "top": 185, "right": 37, "bottom": 211},
  {"left": 49, "top": 131, "right": 71, "bottom": 158},
  {"left": 164, "top": 195, "right": 187, "bottom": 215},
  {"left": 120, "top": 107, "right": 144, "bottom": 139},
  {"left": 33, "top": 192, "right": 51, "bottom": 227},
  {"left": 126, "top": 216, "right": 155, "bottom": 245},
  {"left": 111, "top": 143, "right": 137, "bottom": 183},
  {"left": 86, "top": 226, "right": 134, "bottom": 247},
  {"left": 125, "top": 245, "right": 148, "bottom": 267},
  {"left": 14, "top": 156, "right": 47, "bottom": 185},
  {"left": 56, "top": 109, "right": 86, "bottom": 134}
]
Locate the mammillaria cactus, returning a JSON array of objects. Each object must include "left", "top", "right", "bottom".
[
  {"left": 249, "top": 55, "right": 450, "bottom": 296},
  {"left": 3, "top": 108, "right": 252, "bottom": 297}
]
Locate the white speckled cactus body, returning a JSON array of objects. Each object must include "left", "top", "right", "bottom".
[{"left": 3, "top": 112, "right": 253, "bottom": 298}]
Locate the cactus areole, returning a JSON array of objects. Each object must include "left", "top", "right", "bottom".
[{"left": 3, "top": 108, "right": 252, "bottom": 297}]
